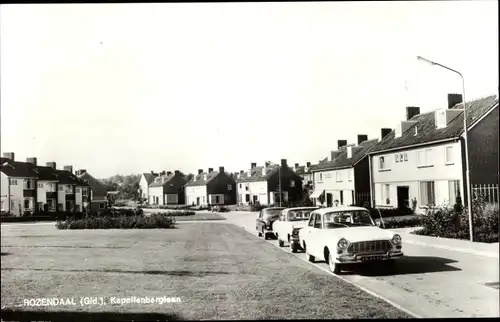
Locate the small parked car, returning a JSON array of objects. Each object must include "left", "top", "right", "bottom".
[
  {"left": 256, "top": 207, "right": 286, "bottom": 240},
  {"left": 298, "top": 206, "right": 403, "bottom": 274},
  {"left": 273, "top": 207, "right": 319, "bottom": 252}
]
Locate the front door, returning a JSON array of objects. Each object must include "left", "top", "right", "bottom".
[
  {"left": 196, "top": 197, "right": 200, "bottom": 206},
  {"left": 326, "top": 193, "right": 333, "bottom": 207},
  {"left": 397, "top": 186, "right": 410, "bottom": 209}
]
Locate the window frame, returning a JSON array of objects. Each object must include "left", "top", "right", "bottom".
[{"left": 445, "top": 145, "right": 454, "bottom": 165}]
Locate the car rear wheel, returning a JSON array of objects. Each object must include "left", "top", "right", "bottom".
[
  {"left": 328, "top": 250, "right": 341, "bottom": 274},
  {"left": 291, "top": 243, "right": 298, "bottom": 253},
  {"left": 263, "top": 229, "right": 269, "bottom": 240}
]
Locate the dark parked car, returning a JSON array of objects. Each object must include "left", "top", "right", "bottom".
[{"left": 256, "top": 207, "right": 286, "bottom": 240}]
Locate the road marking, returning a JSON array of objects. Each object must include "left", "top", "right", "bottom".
[{"left": 230, "top": 222, "right": 423, "bottom": 319}]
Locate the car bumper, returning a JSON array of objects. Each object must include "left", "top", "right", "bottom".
[{"left": 335, "top": 251, "right": 403, "bottom": 264}]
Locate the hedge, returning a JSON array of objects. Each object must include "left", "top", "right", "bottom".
[
  {"left": 56, "top": 213, "right": 176, "bottom": 229},
  {"left": 413, "top": 195, "right": 499, "bottom": 243},
  {"left": 376, "top": 215, "right": 425, "bottom": 229}
]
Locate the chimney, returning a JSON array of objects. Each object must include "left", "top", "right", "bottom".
[
  {"left": 63, "top": 165, "right": 73, "bottom": 173},
  {"left": 294, "top": 163, "right": 299, "bottom": 169},
  {"left": 160, "top": 171, "right": 166, "bottom": 176},
  {"left": 262, "top": 167, "right": 267, "bottom": 176},
  {"left": 251, "top": 163, "right": 257, "bottom": 169},
  {"left": 151, "top": 170, "right": 154, "bottom": 175},
  {"left": 357, "top": 134, "right": 368, "bottom": 145},
  {"left": 265, "top": 161, "right": 271, "bottom": 167},
  {"left": 166, "top": 171, "right": 172, "bottom": 176},
  {"left": 46, "top": 162, "right": 56, "bottom": 169},
  {"left": 203, "top": 173, "right": 208, "bottom": 180},
  {"left": 76, "top": 169, "right": 86, "bottom": 176},
  {"left": 26, "top": 157, "right": 37, "bottom": 165},
  {"left": 174, "top": 170, "right": 180, "bottom": 175},
  {"left": 2, "top": 152, "right": 14, "bottom": 161},
  {"left": 337, "top": 140, "right": 347, "bottom": 149},
  {"left": 347, "top": 146, "right": 353, "bottom": 159},
  {"left": 281, "top": 159, "right": 287, "bottom": 167},
  {"left": 448, "top": 93, "right": 463, "bottom": 109},
  {"left": 240, "top": 170, "right": 244, "bottom": 175},
  {"left": 381, "top": 128, "right": 392, "bottom": 139},
  {"left": 208, "top": 168, "right": 214, "bottom": 173},
  {"left": 219, "top": 166, "right": 224, "bottom": 174},
  {"left": 198, "top": 169, "right": 203, "bottom": 174},
  {"left": 306, "top": 162, "right": 311, "bottom": 167},
  {"left": 406, "top": 106, "right": 420, "bottom": 120}
]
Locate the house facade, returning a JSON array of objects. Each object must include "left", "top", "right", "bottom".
[
  {"left": 369, "top": 94, "right": 499, "bottom": 213},
  {"left": 148, "top": 170, "right": 188, "bottom": 205},
  {"left": 310, "top": 136, "right": 378, "bottom": 207},
  {"left": 185, "top": 167, "right": 236, "bottom": 206},
  {"left": 0, "top": 154, "right": 89, "bottom": 215},
  {"left": 139, "top": 171, "right": 158, "bottom": 203},
  {"left": 235, "top": 159, "right": 303, "bottom": 205},
  {"left": 76, "top": 169, "right": 108, "bottom": 213}
]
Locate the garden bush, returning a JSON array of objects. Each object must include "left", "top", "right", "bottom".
[
  {"left": 56, "top": 213, "right": 176, "bottom": 229},
  {"left": 377, "top": 215, "right": 425, "bottom": 229},
  {"left": 414, "top": 194, "right": 499, "bottom": 243}
]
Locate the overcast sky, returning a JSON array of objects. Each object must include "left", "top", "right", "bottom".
[{"left": 1, "top": 1, "right": 498, "bottom": 178}]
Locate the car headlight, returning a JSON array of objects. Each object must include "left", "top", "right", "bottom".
[
  {"left": 392, "top": 234, "right": 402, "bottom": 245},
  {"left": 337, "top": 238, "right": 349, "bottom": 249}
]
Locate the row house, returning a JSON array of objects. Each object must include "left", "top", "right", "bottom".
[
  {"left": 185, "top": 167, "right": 236, "bottom": 206},
  {"left": 235, "top": 159, "right": 303, "bottom": 205},
  {"left": 139, "top": 171, "right": 159, "bottom": 203},
  {"left": 310, "top": 135, "right": 379, "bottom": 207},
  {"left": 0, "top": 154, "right": 90, "bottom": 215},
  {"left": 76, "top": 169, "right": 109, "bottom": 213},
  {"left": 368, "top": 94, "right": 499, "bottom": 213},
  {"left": 148, "top": 170, "right": 188, "bottom": 205},
  {"left": 293, "top": 162, "right": 313, "bottom": 187}
]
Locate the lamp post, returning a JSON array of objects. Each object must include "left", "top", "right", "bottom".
[{"left": 416, "top": 55, "right": 474, "bottom": 241}]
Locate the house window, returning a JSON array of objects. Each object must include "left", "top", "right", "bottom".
[
  {"left": 227, "top": 184, "right": 232, "bottom": 191},
  {"left": 24, "top": 199, "right": 30, "bottom": 209},
  {"left": 76, "top": 205, "right": 80, "bottom": 212},
  {"left": 445, "top": 146, "right": 454, "bottom": 165},
  {"left": 58, "top": 185, "right": 63, "bottom": 191},
  {"left": 417, "top": 149, "right": 434, "bottom": 167},
  {"left": 290, "top": 180, "right": 295, "bottom": 187},
  {"left": 239, "top": 183, "right": 242, "bottom": 189},
  {"left": 38, "top": 183, "right": 43, "bottom": 188},
  {"left": 245, "top": 186, "right": 249, "bottom": 191},
  {"left": 336, "top": 172, "right": 342, "bottom": 182},
  {"left": 37, "top": 202, "right": 43, "bottom": 211},
  {"left": 99, "top": 203, "right": 105, "bottom": 209},
  {"left": 379, "top": 156, "right": 388, "bottom": 170},
  {"left": 348, "top": 169, "right": 353, "bottom": 181},
  {"left": 23, "top": 179, "right": 35, "bottom": 190},
  {"left": 404, "top": 153, "right": 408, "bottom": 161},
  {"left": 215, "top": 196, "right": 220, "bottom": 204},
  {"left": 395, "top": 154, "right": 399, "bottom": 163},
  {"left": 383, "top": 184, "right": 390, "bottom": 205},
  {"left": 1, "top": 200, "right": 4, "bottom": 210},
  {"left": 82, "top": 188, "right": 88, "bottom": 196},
  {"left": 448, "top": 180, "right": 461, "bottom": 205},
  {"left": 245, "top": 194, "right": 250, "bottom": 202},
  {"left": 76, "top": 188, "right": 81, "bottom": 193},
  {"left": 420, "top": 181, "right": 436, "bottom": 206},
  {"left": 9, "top": 179, "right": 18, "bottom": 185},
  {"left": 319, "top": 173, "right": 323, "bottom": 181}
]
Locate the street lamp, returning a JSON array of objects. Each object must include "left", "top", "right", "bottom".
[{"left": 416, "top": 55, "right": 474, "bottom": 241}]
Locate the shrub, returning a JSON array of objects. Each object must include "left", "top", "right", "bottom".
[
  {"left": 414, "top": 194, "right": 499, "bottom": 243},
  {"left": 56, "top": 213, "right": 176, "bottom": 230},
  {"left": 379, "top": 215, "right": 425, "bottom": 229},
  {"left": 368, "top": 207, "right": 413, "bottom": 219},
  {"left": 1, "top": 211, "right": 13, "bottom": 217}
]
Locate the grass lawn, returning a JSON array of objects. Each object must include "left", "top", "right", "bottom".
[
  {"left": 170, "top": 212, "right": 225, "bottom": 221},
  {"left": 1, "top": 222, "right": 410, "bottom": 320}
]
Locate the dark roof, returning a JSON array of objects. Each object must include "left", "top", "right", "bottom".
[
  {"left": 185, "top": 171, "right": 221, "bottom": 187},
  {"left": 149, "top": 173, "right": 175, "bottom": 188},
  {"left": 295, "top": 166, "right": 311, "bottom": 175},
  {"left": 235, "top": 164, "right": 280, "bottom": 183},
  {"left": 78, "top": 171, "right": 108, "bottom": 193},
  {"left": 370, "top": 95, "right": 499, "bottom": 154},
  {"left": 143, "top": 173, "right": 159, "bottom": 184},
  {"left": 0, "top": 161, "right": 38, "bottom": 178},
  {"left": 312, "top": 139, "right": 379, "bottom": 171},
  {"left": 32, "top": 166, "right": 59, "bottom": 181},
  {"left": 55, "top": 170, "right": 87, "bottom": 185}
]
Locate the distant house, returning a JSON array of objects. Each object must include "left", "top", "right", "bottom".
[
  {"left": 106, "top": 191, "right": 120, "bottom": 205},
  {"left": 235, "top": 159, "right": 303, "bottom": 205},
  {"left": 76, "top": 169, "right": 108, "bottom": 213},
  {"left": 139, "top": 171, "right": 159, "bottom": 203},
  {"left": 310, "top": 135, "right": 379, "bottom": 207},
  {"left": 293, "top": 162, "right": 313, "bottom": 187},
  {"left": 185, "top": 167, "right": 236, "bottom": 206},
  {"left": 368, "top": 94, "right": 499, "bottom": 212},
  {"left": 148, "top": 170, "right": 188, "bottom": 205}
]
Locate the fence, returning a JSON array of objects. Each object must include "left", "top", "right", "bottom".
[
  {"left": 355, "top": 192, "right": 371, "bottom": 207},
  {"left": 471, "top": 184, "right": 499, "bottom": 204}
]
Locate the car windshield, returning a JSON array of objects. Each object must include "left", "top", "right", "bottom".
[
  {"left": 323, "top": 211, "right": 375, "bottom": 228},
  {"left": 265, "top": 209, "right": 284, "bottom": 217},
  {"left": 288, "top": 209, "right": 314, "bottom": 221}
]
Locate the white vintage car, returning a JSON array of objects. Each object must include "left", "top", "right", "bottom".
[
  {"left": 298, "top": 206, "right": 403, "bottom": 274},
  {"left": 273, "top": 207, "right": 319, "bottom": 251}
]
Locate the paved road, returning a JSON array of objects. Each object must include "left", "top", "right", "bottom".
[{"left": 220, "top": 211, "right": 500, "bottom": 318}]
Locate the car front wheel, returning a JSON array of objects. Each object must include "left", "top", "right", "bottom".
[
  {"left": 328, "top": 250, "right": 342, "bottom": 274},
  {"left": 305, "top": 244, "right": 315, "bottom": 262}
]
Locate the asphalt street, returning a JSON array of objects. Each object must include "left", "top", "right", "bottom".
[{"left": 219, "top": 211, "right": 500, "bottom": 318}]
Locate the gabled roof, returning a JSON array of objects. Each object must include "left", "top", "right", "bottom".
[
  {"left": 0, "top": 161, "right": 38, "bottom": 178},
  {"left": 149, "top": 173, "right": 175, "bottom": 187},
  {"left": 32, "top": 166, "right": 59, "bottom": 181},
  {"left": 295, "top": 166, "right": 312, "bottom": 175},
  {"left": 55, "top": 170, "right": 87, "bottom": 185},
  {"left": 142, "top": 173, "right": 159, "bottom": 184},
  {"left": 185, "top": 171, "right": 221, "bottom": 187},
  {"left": 369, "top": 95, "right": 499, "bottom": 155},
  {"left": 78, "top": 171, "right": 108, "bottom": 191},
  {"left": 312, "top": 139, "right": 379, "bottom": 172},
  {"left": 236, "top": 164, "right": 282, "bottom": 183}
]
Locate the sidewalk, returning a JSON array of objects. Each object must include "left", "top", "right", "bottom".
[{"left": 389, "top": 227, "right": 499, "bottom": 259}]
